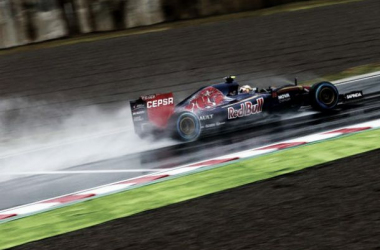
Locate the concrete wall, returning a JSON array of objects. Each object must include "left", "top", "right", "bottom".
[
  {"left": 125, "top": 0, "right": 164, "bottom": 28},
  {"left": 0, "top": 0, "right": 311, "bottom": 49},
  {"left": 0, "top": 0, "right": 27, "bottom": 48},
  {"left": 0, "top": 0, "right": 67, "bottom": 48},
  {"left": 73, "top": 0, "right": 93, "bottom": 33},
  {"left": 33, "top": 8, "right": 67, "bottom": 42},
  {"left": 0, "top": 0, "right": 17, "bottom": 48},
  {"left": 198, "top": 0, "right": 264, "bottom": 17}
]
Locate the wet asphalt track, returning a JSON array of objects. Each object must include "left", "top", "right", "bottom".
[
  {"left": 1, "top": 0, "right": 380, "bottom": 210},
  {"left": 1, "top": 75, "right": 380, "bottom": 210}
]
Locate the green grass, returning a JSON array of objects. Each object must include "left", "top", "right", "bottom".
[{"left": 1, "top": 127, "right": 380, "bottom": 249}]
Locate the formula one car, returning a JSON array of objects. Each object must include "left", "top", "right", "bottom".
[{"left": 130, "top": 76, "right": 363, "bottom": 141}]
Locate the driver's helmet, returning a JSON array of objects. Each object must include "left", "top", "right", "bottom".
[{"left": 239, "top": 85, "right": 253, "bottom": 94}]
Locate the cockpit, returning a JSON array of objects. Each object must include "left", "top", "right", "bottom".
[{"left": 179, "top": 76, "right": 261, "bottom": 111}]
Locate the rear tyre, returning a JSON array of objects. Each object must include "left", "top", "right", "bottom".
[
  {"left": 175, "top": 112, "right": 201, "bottom": 141},
  {"left": 310, "top": 82, "right": 339, "bottom": 111}
]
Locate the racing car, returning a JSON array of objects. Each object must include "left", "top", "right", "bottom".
[{"left": 130, "top": 76, "right": 363, "bottom": 141}]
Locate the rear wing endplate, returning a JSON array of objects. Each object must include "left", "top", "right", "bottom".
[{"left": 130, "top": 93, "right": 175, "bottom": 136}]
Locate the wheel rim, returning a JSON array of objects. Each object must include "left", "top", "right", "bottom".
[
  {"left": 179, "top": 117, "right": 196, "bottom": 136},
  {"left": 318, "top": 87, "right": 336, "bottom": 106}
]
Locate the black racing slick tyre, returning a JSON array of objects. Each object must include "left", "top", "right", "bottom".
[
  {"left": 310, "top": 82, "right": 339, "bottom": 111},
  {"left": 175, "top": 112, "right": 201, "bottom": 141}
]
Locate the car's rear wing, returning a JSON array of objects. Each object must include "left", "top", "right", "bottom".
[{"left": 130, "top": 93, "right": 175, "bottom": 136}]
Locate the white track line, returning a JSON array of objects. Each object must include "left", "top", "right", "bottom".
[
  {"left": 1, "top": 118, "right": 380, "bottom": 222},
  {"left": 333, "top": 71, "right": 380, "bottom": 85},
  {"left": 0, "top": 169, "right": 171, "bottom": 175}
]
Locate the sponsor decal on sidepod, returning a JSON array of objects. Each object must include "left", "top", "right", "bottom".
[
  {"left": 228, "top": 98, "right": 264, "bottom": 119},
  {"left": 278, "top": 93, "right": 290, "bottom": 103},
  {"left": 199, "top": 114, "right": 214, "bottom": 121}
]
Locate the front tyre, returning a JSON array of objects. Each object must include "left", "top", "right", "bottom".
[
  {"left": 175, "top": 112, "right": 201, "bottom": 141},
  {"left": 310, "top": 82, "right": 339, "bottom": 111}
]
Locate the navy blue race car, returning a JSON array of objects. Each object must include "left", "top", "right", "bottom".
[{"left": 130, "top": 76, "right": 363, "bottom": 141}]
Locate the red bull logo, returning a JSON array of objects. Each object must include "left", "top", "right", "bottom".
[
  {"left": 228, "top": 98, "right": 264, "bottom": 119},
  {"left": 185, "top": 87, "right": 225, "bottom": 112}
]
